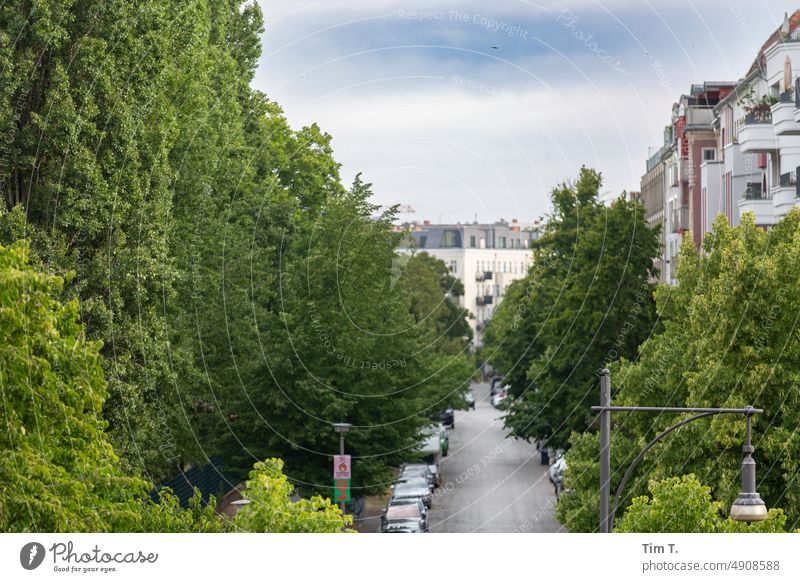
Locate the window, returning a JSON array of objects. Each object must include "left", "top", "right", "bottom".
[
  {"left": 499, "top": 237, "right": 507, "bottom": 248},
  {"left": 469, "top": 235, "right": 476, "bottom": 248},
  {"left": 702, "top": 148, "right": 716, "bottom": 162},
  {"left": 441, "top": 230, "right": 459, "bottom": 247},
  {"left": 418, "top": 236, "right": 427, "bottom": 248}
]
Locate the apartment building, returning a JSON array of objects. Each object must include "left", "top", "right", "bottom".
[
  {"left": 398, "top": 219, "right": 540, "bottom": 346},
  {"left": 713, "top": 11, "right": 800, "bottom": 229},
  {"left": 641, "top": 83, "right": 735, "bottom": 284}
]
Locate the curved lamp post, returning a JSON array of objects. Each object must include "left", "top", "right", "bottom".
[{"left": 591, "top": 370, "right": 766, "bottom": 533}]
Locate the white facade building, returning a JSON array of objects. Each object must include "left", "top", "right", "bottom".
[
  {"left": 714, "top": 13, "right": 800, "bottom": 229},
  {"left": 399, "top": 220, "right": 539, "bottom": 346}
]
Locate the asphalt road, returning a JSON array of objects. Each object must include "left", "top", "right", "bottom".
[{"left": 428, "top": 382, "right": 564, "bottom": 533}]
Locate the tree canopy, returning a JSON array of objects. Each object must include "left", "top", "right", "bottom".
[
  {"left": 482, "top": 167, "right": 660, "bottom": 448},
  {"left": 558, "top": 211, "right": 800, "bottom": 532}
]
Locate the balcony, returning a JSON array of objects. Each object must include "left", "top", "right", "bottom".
[
  {"left": 669, "top": 206, "right": 689, "bottom": 234},
  {"left": 739, "top": 183, "right": 775, "bottom": 225},
  {"left": 772, "top": 171, "right": 797, "bottom": 208},
  {"left": 738, "top": 112, "right": 777, "bottom": 153},
  {"left": 772, "top": 97, "right": 800, "bottom": 135}
]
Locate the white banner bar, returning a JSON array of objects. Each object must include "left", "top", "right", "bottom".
[{"left": 1, "top": 533, "right": 797, "bottom": 581}]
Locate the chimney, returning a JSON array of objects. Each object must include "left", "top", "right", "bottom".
[{"left": 423, "top": 220, "right": 430, "bottom": 226}]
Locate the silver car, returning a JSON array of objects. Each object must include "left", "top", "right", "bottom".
[{"left": 392, "top": 481, "right": 433, "bottom": 507}]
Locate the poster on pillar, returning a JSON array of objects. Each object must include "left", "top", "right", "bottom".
[
  {"left": 333, "top": 479, "right": 351, "bottom": 503},
  {"left": 333, "top": 454, "right": 351, "bottom": 479}
]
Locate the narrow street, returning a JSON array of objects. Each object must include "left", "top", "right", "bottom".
[{"left": 428, "top": 382, "right": 563, "bottom": 533}]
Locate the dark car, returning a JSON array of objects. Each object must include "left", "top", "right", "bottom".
[
  {"left": 441, "top": 408, "right": 455, "bottom": 428},
  {"left": 392, "top": 481, "right": 433, "bottom": 507}
]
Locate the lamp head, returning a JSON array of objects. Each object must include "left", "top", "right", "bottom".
[{"left": 730, "top": 492, "right": 768, "bottom": 522}]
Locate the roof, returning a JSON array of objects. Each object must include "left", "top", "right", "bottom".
[{"left": 746, "top": 10, "right": 800, "bottom": 78}]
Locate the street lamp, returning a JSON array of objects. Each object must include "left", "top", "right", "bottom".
[
  {"left": 730, "top": 413, "right": 768, "bottom": 522},
  {"left": 592, "top": 369, "right": 766, "bottom": 533},
  {"left": 332, "top": 422, "right": 351, "bottom": 516}
]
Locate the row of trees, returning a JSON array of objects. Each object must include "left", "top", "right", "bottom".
[
  {"left": 482, "top": 168, "right": 800, "bottom": 532},
  {"left": 0, "top": 241, "right": 347, "bottom": 532},
  {"left": 558, "top": 212, "right": 800, "bottom": 532},
  {"left": 0, "top": 0, "right": 473, "bottom": 531},
  {"left": 482, "top": 167, "right": 659, "bottom": 448}
]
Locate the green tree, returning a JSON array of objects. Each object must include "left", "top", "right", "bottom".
[
  {"left": 233, "top": 459, "right": 350, "bottom": 533},
  {"left": 221, "top": 177, "right": 474, "bottom": 498},
  {"left": 615, "top": 474, "right": 786, "bottom": 533},
  {"left": 484, "top": 168, "right": 660, "bottom": 448},
  {"left": 404, "top": 251, "right": 473, "bottom": 354},
  {"left": 559, "top": 211, "right": 800, "bottom": 531},
  {"left": 0, "top": 242, "right": 148, "bottom": 531}
]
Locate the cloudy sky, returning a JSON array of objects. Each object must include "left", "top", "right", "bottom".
[{"left": 253, "top": 0, "right": 798, "bottom": 223}]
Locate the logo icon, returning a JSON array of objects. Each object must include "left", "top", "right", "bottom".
[
  {"left": 20, "top": 542, "right": 46, "bottom": 570},
  {"left": 390, "top": 254, "right": 411, "bottom": 290}
]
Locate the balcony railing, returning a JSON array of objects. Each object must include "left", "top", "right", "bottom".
[
  {"left": 743, "top": 182, "right": 770, "bottom": 200},
  {"left": 745, "top": 111, "right": 772, "bottom": 124}
]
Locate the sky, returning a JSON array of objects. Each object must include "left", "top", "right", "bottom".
[{"left": 253, "top": 0, "right": 799, "bottom": 223}]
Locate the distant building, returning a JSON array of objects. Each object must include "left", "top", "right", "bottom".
[
  {"left": 640, "top": 11, "right": 800, "bottom": 286},
  {"left": 641, "top": 82, "right": 736, "bottom": 285},
  {"left": 398, "top": 219, "right": 541, "bottom": 346}
]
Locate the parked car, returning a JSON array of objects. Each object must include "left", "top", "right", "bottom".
[
  {"left": 490, "top": 378, "right": 506, "bottom": 396},
  {"left": 422, "top": 423, "right": 449, "bottom": 458},
  {"left": 491, "top": 389, "right": 507, "bottom": 408},
  {"left": 400, "top": 464, "right": 435, "bottom": 488},
  {"left": 392, "top": 480, "right": 433, "bottom": 507},
  {"left": 394, "top": 475, "right": 433, "bottom": 494},
  {"left": 382, "top": 503, "right": 428, "bottom": 531},
  {"left": 441, "top": 407, "right": 455, "bottom": 428},
  {"left": 549, "top": 456, "right": 567, "bottom": 498},
  {"left": 380, "top": 520, "right": 423, "bottom": 533},
  {"left": 465, "top": 391, "right": 475, "bottom": 410},
  {"left": 385, "top": 497, "right": 428, "bottom": 520}
]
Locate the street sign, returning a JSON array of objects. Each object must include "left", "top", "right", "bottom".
[
  {"left": 333, "top": 479, "right": 350, "bottom": 503},
  {"left": 333, "top": 454, "right": 351, "bottom": 479}
]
